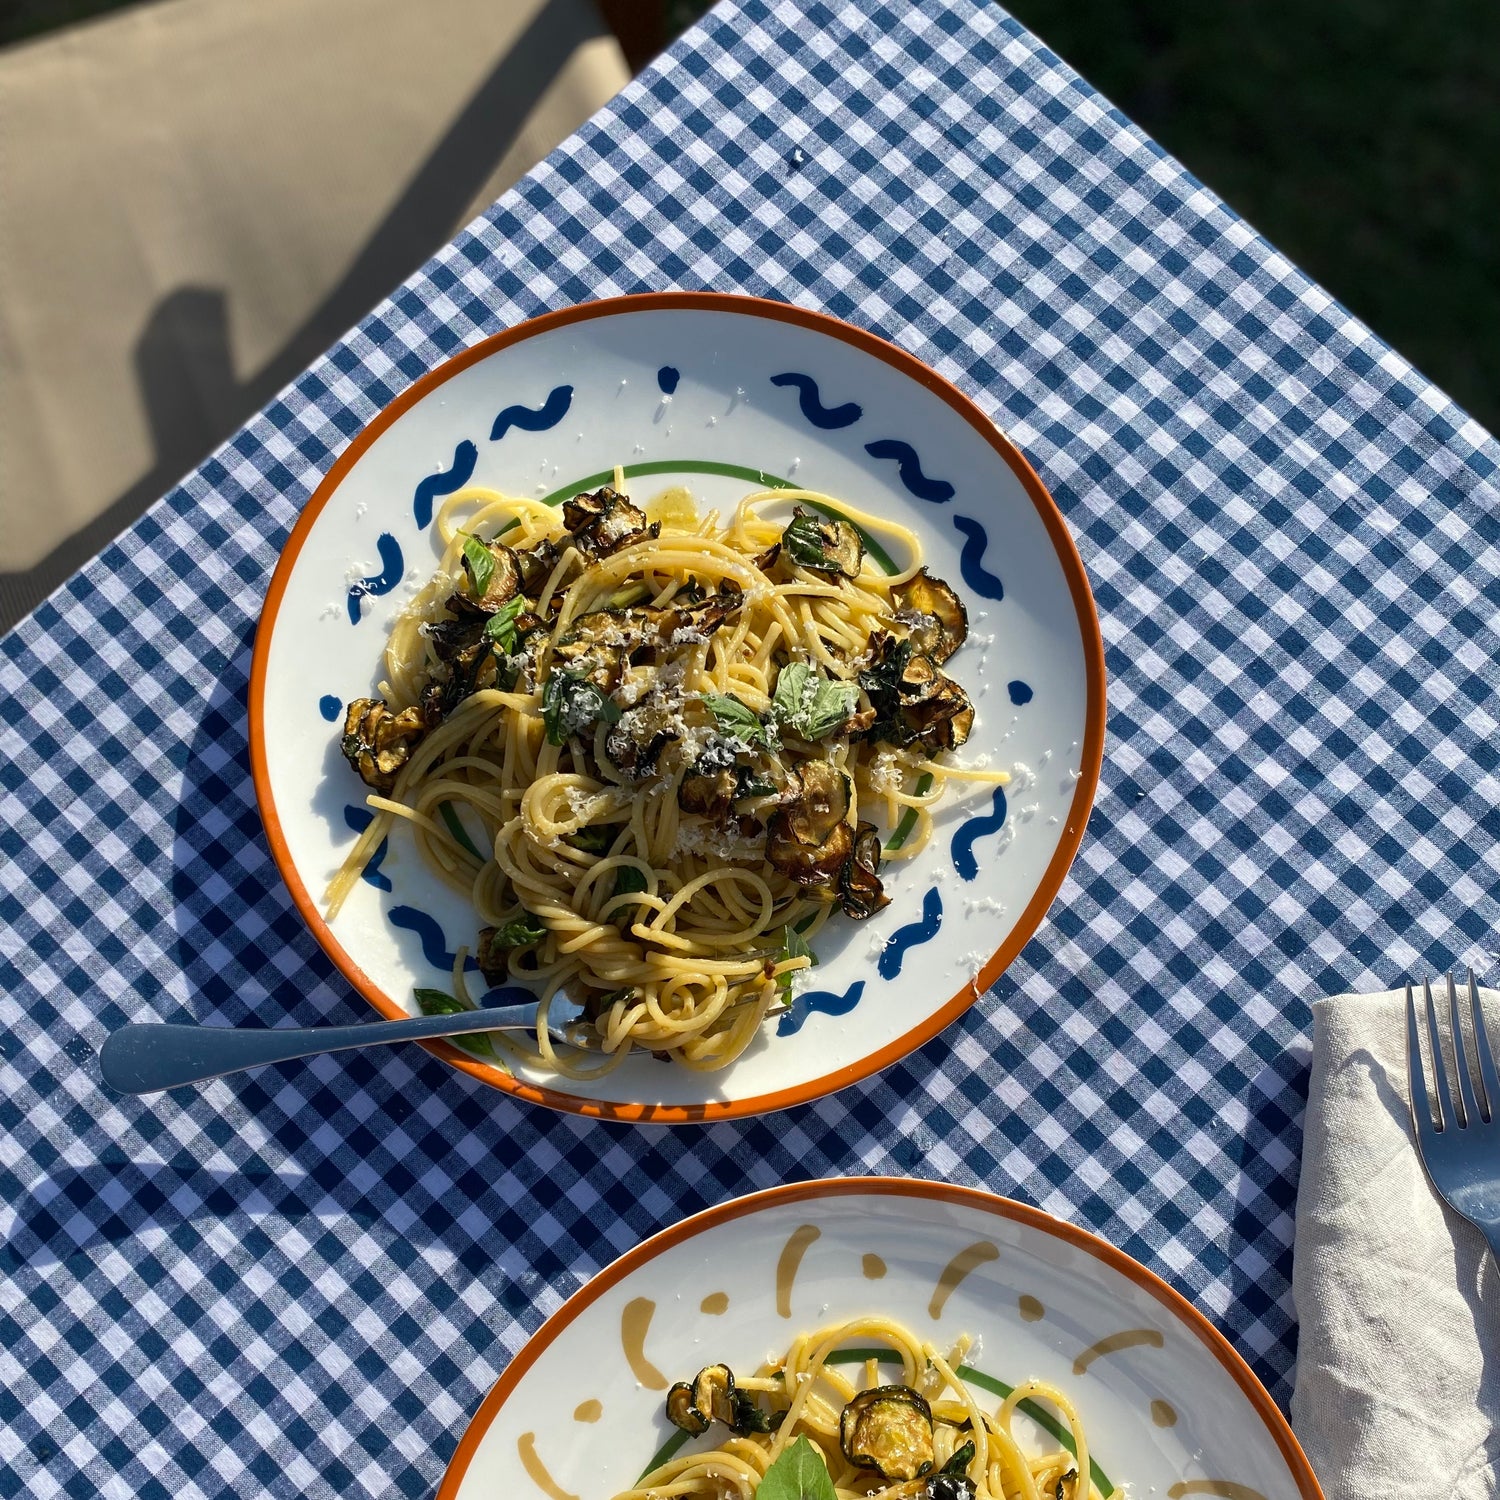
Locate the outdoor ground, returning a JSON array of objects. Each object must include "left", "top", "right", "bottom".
[{"left": 6, "top": 0, "right": 1495, "bottom": 430}]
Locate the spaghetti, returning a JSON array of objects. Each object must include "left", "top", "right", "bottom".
[
  {"left": 330, "top": 479, "right": 1007, "bottom": 1076},
  {"left": 615, "top": 1315, "right": 1101, "bottom": 1500}
]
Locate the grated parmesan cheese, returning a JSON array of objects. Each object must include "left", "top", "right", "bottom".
[
  {"left": 671, "top": 820, "right": 763, "bottom": 863},
  {"left": 868, "top": 749, "right": 905, "bottom": 794},
  {"left": 963, "top": 895, "right": 1006, "bottom": 917}
]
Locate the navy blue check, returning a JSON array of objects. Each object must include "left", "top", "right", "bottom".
[{"left": 4, "top": 1, "right": 1499, "bottom": 1495}]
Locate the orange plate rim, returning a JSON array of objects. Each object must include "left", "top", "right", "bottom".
[
  {"left": 247, "top": 291, "right": 1109, "bottom": 1123},
  {"left": 432, "top": 1178, "right": 1325, "bottom": 1500}
]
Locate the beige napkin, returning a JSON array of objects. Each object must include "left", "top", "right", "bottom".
[{"left": 1291, "top": 987, "right": 1500, "bottom": 1495}]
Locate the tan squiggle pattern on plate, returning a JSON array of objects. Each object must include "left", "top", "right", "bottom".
[
  {"left": 700, "top": 1292, "right": 729, "bottom": 1315},
  {"left": 1072, "top": 1327, "right": 1164, "bottom": 1374},
  {"left": 1018, "top": 1294, "right": 1044, "bottom": 1322},
  {"left": 862, "top": 1253, "right": 887, "bottom": 1279},
  {"left": 776, "top": 1225, "right": 821, "bottom": 1317},
  {"left": 573, "top": 1400, "right": 602, "bottom": 1423},
  {"left": 1168, "top": 1483, "right": 1267, "bottom": 1500},
  {"left": 1151, "top": 1399, "right": 1177, "bottom": 1427},
  {"left": 621, "top": 1298, "right": 667, "bottom": 1389},
  {"left": 519, "top": 1433, "right": 579, "bottom": 1500},
  {"left": 928, "top": 1241, "right": 1000, "bottom": 1318}
]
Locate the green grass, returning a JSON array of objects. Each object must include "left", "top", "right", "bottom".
[
  {"left": 0, "top": 0, "right": 146, "bottom": 47},
  {"left": 1004, "top": 0, "right": 1500, "bottom": 430}
]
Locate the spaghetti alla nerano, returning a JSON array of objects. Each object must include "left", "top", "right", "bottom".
[
  {"left": 331, "top": 477, "right": 1008, "bottom": 1076},
  {"left": 615, "top": 1315, "right": 1101, "bottom": 1500}
]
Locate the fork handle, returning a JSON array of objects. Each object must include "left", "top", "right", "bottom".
[{"left": 98, "top": 1003, "right": 542, "bottom": 1094}]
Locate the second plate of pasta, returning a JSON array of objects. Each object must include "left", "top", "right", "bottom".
[
  {"left": 433, "top": 1179, "right": 1323, "bottom": 1500},
  {"left": 250, "top": 293, "right": 1106, "bottom": 1120}
]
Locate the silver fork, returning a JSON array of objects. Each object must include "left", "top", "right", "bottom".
[
  {"left": 99, "top": 987, "right": 797, "bottom": 1093},
  {"left": 99, "top": 996, "right": 589, "bottom": 1094},
  {"left": 1406, "top": 970, "right": 1500, "bottom": 1261}
]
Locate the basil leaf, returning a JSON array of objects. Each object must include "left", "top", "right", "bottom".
[
  {"left": 569, "top": 824, "right": 615, "bottom": 854},
  {"left": 413, "top": 987, "right": 498, "bottom": 1061},
  {"left": 490, "top": 915, "right": 547, "bottom": 948},
  {"left": 771, "top": 662, "right": 853, "bottom": 740},
  {"left": 771, "top": 661, "right": 811, "bottom": 725},
  {"left": 785, "top": 925, "right": 816, "bottom": 967},
  {"left": 704, "top": 692, "right": 771, "bottom": 749},
  {"left": 858, "top": 637, "right": 913, "bottom": 743},
  {"left": 782, "top": 513, "right": 833, "bottom": 570},
  {"left": 415, "top": 986, "right": 465, "bottom": 1013},
  {"left": 438, "top": 801, "right": 484, "bottom": 861},
  {"left": 780, "top": 508, "right": 862, "bottom": 577},
  {"left": 484, "top": 596, "right": 527, "bottom": 653},
  {"left": 461, "top": 535, "right": 496, "bottom": 600},
  {"left": 736, "top": 771, "right": 778, "bottom": 800},
  {"left": 731, "top": 1388, "right": 772, "bottom": 1434},
  {"left": 541, "top": 670, "right": 622, "bottom": 745},
  {"left": 942, "top": 1442, "right": 976, "bottom": 1477},
  {"left": 613, "top": 865, "right": 649, "bottom": 899},
  {"left": 754, "top": 1435, "right": 836, "bottom": 1500},
  {"left": 884, "top": 769, "right": 933, "bottom": 853},
  {"left": 801, "top": 677, "right": 856, "bottom": 740},
  {"left": 778, "top": 923, "right": 817, "bottom": 1003}
]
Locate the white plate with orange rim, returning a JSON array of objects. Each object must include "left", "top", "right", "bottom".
[
  {"left": 435, "top": 1178, "right": 1323, "bottom": 1500},
  {"left": 248, "top": 292, "right": 1106, "bottom": 1123}
]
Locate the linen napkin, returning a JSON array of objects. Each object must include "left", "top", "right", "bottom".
[{"left": 1291, "top": 986, "right": 1500, "bottom": 1495}]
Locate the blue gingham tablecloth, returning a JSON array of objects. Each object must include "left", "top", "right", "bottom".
[{"left": 4, "top": 1, "right": 1499, "bottom": 1494}]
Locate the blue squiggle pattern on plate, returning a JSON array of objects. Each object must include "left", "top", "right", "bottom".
[
  {"left": 951, "top": 513, "right": 1004, "bottom": 600},
  {"left": 770, "top": 372, "right": 862, "bottom": 429},
  {"left": 657, "top": 366, "right": 680, "bottom": 395},
  {"left": 346, "top": 533, "right": 404, "bottom": 624},
  {"left": 777, "top": 980, "right": 865, "bottom": 1036},
  {"left": 1008, "top": 680, "right": 1033, "bottom": 706},
  {"left": 878, "top": 887, "right": 942, "bottom": 980},
  {"left": 390, "top": 906, "right": 479, "bottom": 972},
  {"left": 413, "top": 439, "right": 478, "bottom": 528},
  {"left": 490, "top": 384, "right": 573, "bottom": 441},
  {"left": 864, "top": 439, "right": 954, "bottom": 502},
  {"left": 343, "top": 805, "right": 391, "bottom": 891},
  {"left": 319, "top": 694, "right": 342, "bottom": 722},
  {"left": 952, "top": 786, "right": 1009, "bottom": 882}
]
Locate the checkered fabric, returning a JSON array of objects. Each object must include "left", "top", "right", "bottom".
[{"left": 4, "top": 0, "right": 1498, "bottom": 1493}]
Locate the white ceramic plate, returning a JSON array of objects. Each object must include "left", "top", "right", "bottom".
[
  {"left": 435, "top": 1180, "right": 1322, "bottom": 1500},
  {"left": 250, "top": 294, "right": 1105, "bottom": 1121}
]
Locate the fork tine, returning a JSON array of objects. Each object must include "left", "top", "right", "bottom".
[
  {"left": 1407, "top": 984, "right": 1437, "bottom": 1134},
  {"left": 1468, "top": 968, "right": 1499, "bottom": 1122},
  {"left": 1447, "top": 973, "right": 1479, "bottom": 1127},
  {"left": 1424, "top": 978, "right": 1458, "bottom": 1130}
]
